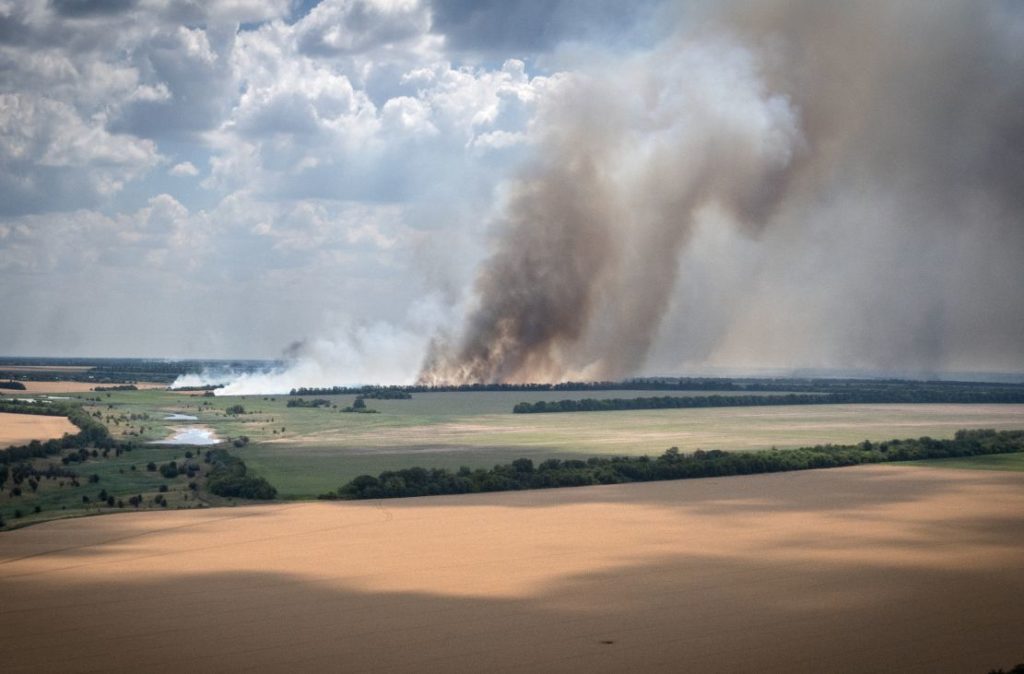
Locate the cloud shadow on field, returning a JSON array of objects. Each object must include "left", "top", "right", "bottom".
[
  {"left": 0, "top": 505, "right": 294, "bottom": 568},
  {"left": 2, "top": 466, "right": 1023, "bottom": 672},
  {"left": 1, "top": 545, "right": 1022, "bottom": 673}
]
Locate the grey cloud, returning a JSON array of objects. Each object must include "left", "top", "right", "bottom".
[
  {"left": 294, "top": 0, "right": 431, "bottom": 56},
  {"left": 49, "top": 0, "right": 139, "bottom": 18},
  {"left": 108, "top": 26, "right": 237, "bottom": 139},
  {"left": 430, "top": 0, "right": 665, "bottom": 54}
]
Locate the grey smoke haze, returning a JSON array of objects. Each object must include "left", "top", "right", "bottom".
[{"left": 419, "top": 0, "right": 1024, "bottom": 384}]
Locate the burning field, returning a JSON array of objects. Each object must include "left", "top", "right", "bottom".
[{"left": 1, "top": 464, "right": 1021, "bottom": 673}]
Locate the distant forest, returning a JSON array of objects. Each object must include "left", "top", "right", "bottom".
[
  {"left": 0, "top": 357, "right": 280, "bottom": 385},
  {"left": 512, "top": 387, "right": 1024, "bottom": 414},
  {"left": 321, "top": 429, "right": 1024, "bottom": 500},
  {"left": 291, "top": 377, "right": 1024, "bottom": 398}
]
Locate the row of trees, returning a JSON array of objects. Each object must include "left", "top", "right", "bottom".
[
  {"left": 292, "top": 378, "right": 1024, "bottom": 396},
  {"left": 286, "top": 398, "right": 332, "bottom": 408},
  {"left": 288, "top": 386, "right": 414, "bottom": 398},
  {"left": 512, "top": 389, "right": 1024, "bottom": 414},
  {"left": 321, "top": 429, "right": 1024, "bottom": 500}
]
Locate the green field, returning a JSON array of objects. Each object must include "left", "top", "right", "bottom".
[
  {"left": 4, "top": 388, "right": 1023, "bottom": 504},
  {"left": 16, "top": 389, "right": 1011, "bottom": 498},
  {"left": 0, "top": 441, "right": 210, "bottom": 528}
]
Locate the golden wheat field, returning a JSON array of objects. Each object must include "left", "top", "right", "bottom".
[
  {"left": 0, "top": 412, "right": 77, "bottom": 447},
  {"left": 1, "top": 464, "right": 1022, "bottom": 673}
]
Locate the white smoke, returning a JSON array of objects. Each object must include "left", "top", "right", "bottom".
[
  {"left": 170, "top": 371, "right": 243, "bottom": 389},
  {"left": 208, "top": 295, "right": 458, "bottom": 395}
]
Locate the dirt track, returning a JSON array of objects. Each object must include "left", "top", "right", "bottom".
[{"left": 1, "top": 465, "right": 1022, "bottom": 673}]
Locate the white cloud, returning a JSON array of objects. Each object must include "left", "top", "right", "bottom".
[
  {"left": 294, "top": 0, "right": 432, "bottom": 56},
  {"left": 170, "top": 161, "right": 199, "bottom": 176},
  {"left": 0, "top": 0, "right": 568, "bottom": 358}
]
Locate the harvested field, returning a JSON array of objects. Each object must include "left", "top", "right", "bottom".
[
  {"left": 1, "top": 465, "right": 1021, "bottom": 673},
  {"left": 0, "top": 381, "right": 166, "bottom": 394},
  {"left": 0, "top": 412, "right": 77, "bottom": 447}
]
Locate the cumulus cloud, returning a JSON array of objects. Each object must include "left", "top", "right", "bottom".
[
  {"left": 294, "top": 0, "right": 432, "bottom": 56},
  {"left": 169, "top": 160, "right": 199, "bottom": 176},
  {"left": 0, "top": 93, "right": 160, "bottom": 214},
  {"left": 3, "top": 0, "right": 1017, "bottom": 384}
]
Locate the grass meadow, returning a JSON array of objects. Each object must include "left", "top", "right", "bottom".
[{"left": 17, "top": 388, "right": 1016, "bottom": 498}]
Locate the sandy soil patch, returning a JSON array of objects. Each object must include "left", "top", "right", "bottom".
[
  {"left": 0, "top": 412, "right": 77, "bottom": 447},
  {"left": 1, "top": 464, "right": 1021, "bottom": 673}
]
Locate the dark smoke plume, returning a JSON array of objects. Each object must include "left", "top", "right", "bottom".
[{"left": 420, "top": 0, "right": 1024, "bottom": 384}]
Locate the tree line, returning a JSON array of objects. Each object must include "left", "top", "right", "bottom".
[
  {"left": 288, "top": 386, "right": 413, "bottom": 398},
  {"left": 286, "top": 397, "right": 332, "bottom": 408},
  {"left": 512, "top": 388, "right": 1024, "bottom": 414},
  {"left": 291, "top": 378, "right": 1024, "bottom": 397},
  {"left": 320, "top": 429, "right": 1024, "bottom": 500},
  {"left": 204, "top": 449, "right": 277, "bottom": 500}
]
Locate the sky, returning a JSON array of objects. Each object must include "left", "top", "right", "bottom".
[{"left": 1, "top": 0, "right": 1022, "bottom": 385}]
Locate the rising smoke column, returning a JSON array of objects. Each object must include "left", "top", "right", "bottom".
[
  {"left": 420, "top": 0, "right": 1024, "bottom": 384},
  {"left": 419, "top": 32, "right": 804, "bottom": 384}
]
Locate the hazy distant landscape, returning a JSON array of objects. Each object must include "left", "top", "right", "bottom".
[
  {"left": 3, "top": 0, "right": 1024, "bottom": 672},
  {"left": 3, "top": 358, "right": 1024, "bottom": 517}
]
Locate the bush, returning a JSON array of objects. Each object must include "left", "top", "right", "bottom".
[{"left": 204, "top": 449, "right": 277, "bottom": 500}]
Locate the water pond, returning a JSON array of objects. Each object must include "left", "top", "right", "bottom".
[{"left": 150, "top": 427, "right": 220, "bottom": 445}]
